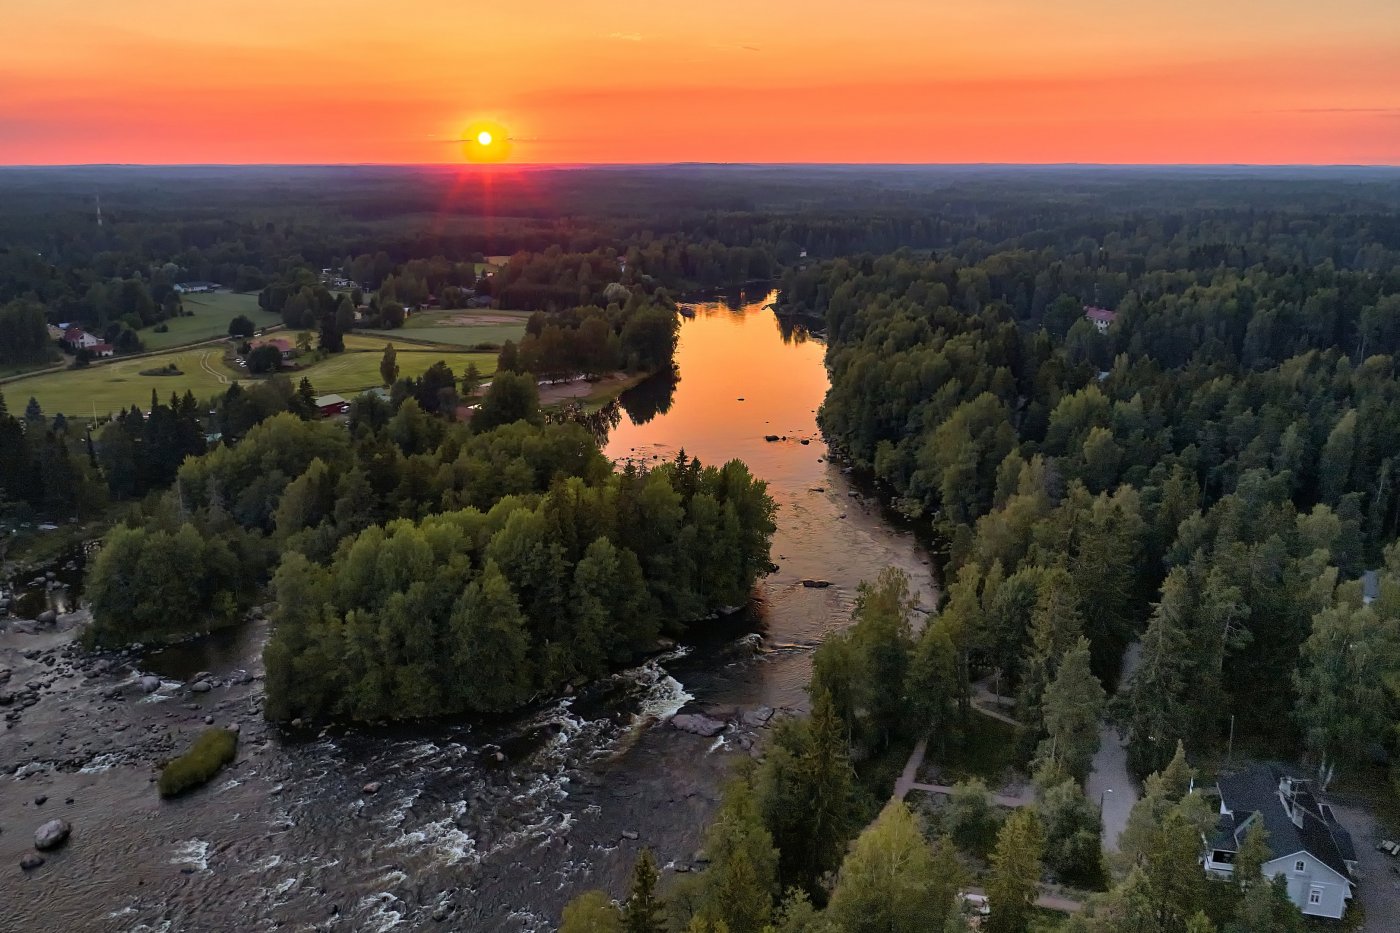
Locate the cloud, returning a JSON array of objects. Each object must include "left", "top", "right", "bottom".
[
  {"left": 1269, "top": 107, "right": 1400, "bottom": 115},
  {"left": 606, "top": 32, "right": 643, "bottom": 42}
]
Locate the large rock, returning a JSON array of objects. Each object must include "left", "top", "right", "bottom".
[
  {"left": 36, "top": 610, "right": 56, "bottom": 625},
  {"left": 20, "top": 853, "right": 44, "bottom": 871},
  {"left": 740, "top": 706, "right": 775, "bottom": 727},
  {"left": 34, "top": 818, "right": 71, "bottom": 851},
  {"left": 190, "top": 681, "right": 212, "bottom": 694},
  {"left": 670, "top": 713, "right": 727, "bottom": 737},
  {"left": 140, "top": 676, "right": 161, "bottom": 694}
]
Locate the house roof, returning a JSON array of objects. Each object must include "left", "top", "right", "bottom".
[
  {"left": 254, "top": 338, "right": 292, "bottom": 351},
  {"left": 1210, "top": 764, "right": 1355, "bottom": 879},
  {"left": 313, "top": 394, "right": 348, "bottom": 408},
  {"left": 1084, "top": 305, "right": 1118, "bottom": 324}
]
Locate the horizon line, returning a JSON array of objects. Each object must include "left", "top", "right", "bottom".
[{"left": 2, "top": 161, "right": 1400, "bottom": 170}]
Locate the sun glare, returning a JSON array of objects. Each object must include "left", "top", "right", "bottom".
[{"left": 463, "top": 121, "right": 511, "bottom": 163}]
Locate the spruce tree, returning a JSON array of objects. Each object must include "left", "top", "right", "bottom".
[{"left": 621, "top": 849, "right": 664, "bottom": 933}]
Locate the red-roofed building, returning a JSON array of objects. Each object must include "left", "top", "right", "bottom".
[
  {"left": 253, "top": 338, "right": 295, "bottom": 360},
  {"left": 63, "top": 326, "right": 101, "bottom": 350},
  {"left": 1084, "top": 306, "right": 1118, "bottom": 334},
  {"left": 91, "top": 343, "right": 114, "bottom": 358}
]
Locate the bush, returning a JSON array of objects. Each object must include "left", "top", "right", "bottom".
[
  {"left": 229, "top": 314, "right": 255, "bottom": 338},
  {"left": 158, "top": 728, "right": 238, "bottom": 797},
  {"left": 945, "top": 778, "right": 1001, "bottom": 855},
  {"left": 247, "top": 343, "right": 283, "bottom": 374}
]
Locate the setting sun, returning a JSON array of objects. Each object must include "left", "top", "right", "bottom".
[{"left": 463, "top": 121, "right": 511, "bottom": 163}]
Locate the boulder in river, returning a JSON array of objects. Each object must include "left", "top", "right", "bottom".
[
  {"left": 801, "top": 579, "right": 833, "bottom": 588},
  {"left": 764, "top": 434, "right": 780, "bottom": 442},
  {"left": 363, "top": 781, "right": 382, "bottom": 795},
  {"left": 190, "top": 681, "right": 212, "bottom": 694},
  {"left": 140, "top": 676, "right": 161, "bottom": 694},
  {"left": 36, "top": 610, "right": 56, "bottom": 625},
  {"left": 740, "top": 706, "right": 775, "bottom": 727},
  {"left": 34, "top": 818, "right": 71, "bottom": 851},
  {"left": 671, "top": 713, "right": 727, "bottom": 737},
  {"left": 20, "top": 853, "right": 45, "bottom": 870}
]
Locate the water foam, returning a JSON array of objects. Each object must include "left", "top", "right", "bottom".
[{"left": 168, "top": 839, "right": 210, "bottom": 872}]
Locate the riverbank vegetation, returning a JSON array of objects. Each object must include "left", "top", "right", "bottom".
[
  {"left": 158, "top": 728, "right": 238, "bottom": 797},
  {"left": 573, "top": 172, "right": 1400, "bottom": 931}
]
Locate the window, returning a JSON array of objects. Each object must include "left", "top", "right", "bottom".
[
  {"left": 1295, "top": 860, "right": 1306, "bottom": 872},
  {"left": 1309, "top": 888, "right": 1322, "bottom": 905}
]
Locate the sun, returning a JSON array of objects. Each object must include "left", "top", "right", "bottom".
[{"left": 463, "top": 121, "right": 511, "bottom": 163}]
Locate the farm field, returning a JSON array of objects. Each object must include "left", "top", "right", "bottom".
[
  {"left": 361, "top": 309, "right": 529, "bottom": 348},
  {"left": 139, "top": 292, "right": 280, "bottom": 350},
  {"left": 6, "top": 347, "right": 243, "bottom": 418}
]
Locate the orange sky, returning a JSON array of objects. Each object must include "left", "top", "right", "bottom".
[{"left": 3, "top": 0, "right": 1399, "bottom": 165}]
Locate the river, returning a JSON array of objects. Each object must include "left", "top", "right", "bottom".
[{"left": 1, "top": 289, "right": 937, "bottom": 932}]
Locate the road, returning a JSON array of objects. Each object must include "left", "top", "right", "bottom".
[
  {"left": 1332, "top": 803, "right": 1400, "bottom": 930},
  {"left": 1086, "top": 642, "right": 1143, "bottom": 853}
]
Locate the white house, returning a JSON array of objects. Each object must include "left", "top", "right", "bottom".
[
  {"left": 1203, "top": 765, "right": 1356, "bottom": 919},
  {"left": 62, "top": 326, "right": 101, "bottom": 350}
]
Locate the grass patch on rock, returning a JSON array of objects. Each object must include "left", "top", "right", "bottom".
[{"left": 159, "top": 727, "right": 237, "bottom": 798}]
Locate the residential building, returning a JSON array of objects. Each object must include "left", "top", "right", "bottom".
[
  {"left": 252, "top": 338, "right": 295, "bottom": 360},
  {"left": 1084, "top": 305, "right": 1118, "bottom": 333},
  {"left": 62, "top": 327, "right": 101, "bottom": 350},
  {"left": 313, "top": 394, "right": 350, "bottom": 417},
  {"left": 1203, "top": 764, "right": 1356, "bottom": 919}
]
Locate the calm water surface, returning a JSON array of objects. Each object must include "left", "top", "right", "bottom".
[{"left": 1, "top": 289, "right": 936, "bottom": 932}]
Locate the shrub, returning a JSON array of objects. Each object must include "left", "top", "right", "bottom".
[{"left": 158, "top": 728, "right": 238, "bottom": 797}]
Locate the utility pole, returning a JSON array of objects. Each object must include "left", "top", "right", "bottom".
[{"left": 1227, "top": 714, "right": 1235, "bottom": 763}]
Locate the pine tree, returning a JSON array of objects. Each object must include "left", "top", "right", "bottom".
[
  {"left": 1233, "top": 814, "right": 1270, "bottom": 891},
  {"left": 697, "top": 777, "right": 778, "bottom": 932},
  {"left": 986, "top": 809, "right": 1045, "bottom": 933},
  {"left": 1038, "top": 636, "right": 1106, "bottom": 781},
  {"left": 621, "top": 849, "right": 664, "bottom": 933}
]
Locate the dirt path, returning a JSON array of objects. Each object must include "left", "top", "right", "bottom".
[
  {"left": 199, "top": 350, "right": 230, "bottom": 384},
  {"left": 963, "top": 885, "right": 1084, "bottom": 914}
]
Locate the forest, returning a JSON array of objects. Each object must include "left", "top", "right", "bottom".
[
  {"left": 569, "top": 168, "right": 1400, "bottom": 933},
  {"left": 6, "top": 166, "right": 1400, "bottom": 930}
]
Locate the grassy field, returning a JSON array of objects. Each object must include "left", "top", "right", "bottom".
[
  {"left": 138, "top": 293, "right": 281, "bottom": 351},
  {"left": 295, "top": 343, "right": 497, "bottom": 396},
  {"left": 7, "top": 347, "right": 243, "bottom": 418},
  {"left": 8, "top": 327, "right": 498, "bottom": 420},
  {"left": 361, "top": 309, "right": 529, "bottom": 349}
]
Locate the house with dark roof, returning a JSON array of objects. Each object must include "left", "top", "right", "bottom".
[{"left": 1204, "top": 764, "right": 1356, "bottom": 919}]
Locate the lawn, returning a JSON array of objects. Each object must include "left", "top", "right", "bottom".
[
  {"left": 8, "top": 346, "right": 243, "bottom": 418},
  {"left": 920, "top": 714, "right": 1028, "bottom": 786},
  {"left": 361, "top": 310, "right": 529, "bottom": 349},
  {"left": 294, "top": 345, "right": 498, "bottom": 397},
  {"left": 139, "top": 292, "right": 280, "bottom": 351}
]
